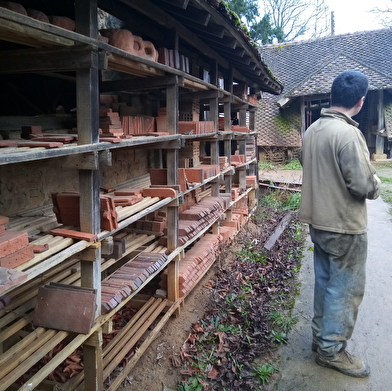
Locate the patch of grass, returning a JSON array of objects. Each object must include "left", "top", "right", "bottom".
[
  {"left": 251, "top": 362, "right": 277, "bottom": 386},
  {"left": 259, "top": 189, "right": 301, "bottom": 211},
  {"left": 176, "top": 377, "right": 203, "bottom": 391},
  {"left": 282, "top": 159, "right": 302, "bottom": 170},
  {"left": 269, "top": 310, "right": 298, "bottom": 334},
  {"left": 269, "top": 330, "right": 288, "bottom": 344},
  {"left": 259, "top": 161, "right": 276, "bottom": 170},
  {"left": 379, "top": 176, "right": 392, "bottom": 184},
  {"left": 235, "top": 244, "right": 269, "bottom": 264}
]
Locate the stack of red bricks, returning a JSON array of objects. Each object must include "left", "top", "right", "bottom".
[
  {"left": 247, "top": 94, "right": 258, "bottom": 105},
  {"left": 181, "top": 166, "right": 219, "bottom": 183},
  {"left": 232, "top": 125, "right": 251, "bottom": 133},
  {"left": 99, "top": 108, "right": 124, "bottom": 138},
  {"left": 246, "top": 138, "right": 257, "bottom": 160},
  {"left": 159, "top": 196, "right": 225, "bottom": 246},
  {"left": 178, "top": 121, "right": 215, "bottom": 135},
  {"left": 158, "top": 234, "right": 222, "bottom": 297},
  {"left": 230, "top": 154, "right": 247, "bottom": 167},
  {"left": 112, "top": 188, "right": 144, "bottom": 205},
  {"left": 201, "top": 156, "right": 230, "bottom": 171},
  {"left": 101, "top": 252, "right": 168, "bottom": 313},
  {"left": 179, "top": 140, "right": 200, "bottom": 168},
  {"left": 134, "top": 211, "right": 167, "bottom": 234},
  {"left": 0, "top": 216, "right": 35, "bottom": 269},
  {"left": 246, "top": 175, "right": 258, "bottom": 188},
  {"left": 149, "top": 168, "right": 188, "bottom": 192},
  {"left": 232, "top": 197, "right": 249, "bottom": 217}
]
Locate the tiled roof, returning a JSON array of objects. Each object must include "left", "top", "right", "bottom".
[
  {"left": 256, "top": 29, "right": 392, "bottom": 148},
  {"left": 260, "top": 28, "right": 392, "bottom": 97}
]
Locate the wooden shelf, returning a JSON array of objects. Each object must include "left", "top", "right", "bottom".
[{"left": 0, "top": 2, "right": 262, "bottom": 389}]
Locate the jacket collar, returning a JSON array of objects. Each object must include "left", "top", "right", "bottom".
[{"left": 320, "top": 108, "right": 359, "bottom": 127}]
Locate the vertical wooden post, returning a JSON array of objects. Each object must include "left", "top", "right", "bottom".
[
  {"left": 166, "top": 83, "right": 180, "bottom": 307},
  {"left": 376, "top": 90, "right": 385, "bottom": 156},
  {"left": 75, "top": 1, "right": 103, "bottom": 390}
]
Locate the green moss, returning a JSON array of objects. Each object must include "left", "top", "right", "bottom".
[{"left": 274, "top": 112, "right": 292, "bottom": 134}]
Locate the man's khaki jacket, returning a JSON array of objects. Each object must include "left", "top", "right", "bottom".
[{"left": 299, "top": 108, "right": 380, "bottom": 234}]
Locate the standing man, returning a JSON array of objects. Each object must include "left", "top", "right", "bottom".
[{"left": 300, "top": 70, "right": 380, "bottom": 378}]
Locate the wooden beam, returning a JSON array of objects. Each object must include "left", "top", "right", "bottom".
[
  {"left": 100, "top": 75, "right": 184, "bottom": 92},
  {"left": 158, "top": 3, "right": 211, "bottom": 26},
  {"left": 161, "top": 0, "right": 189, "bottom": 9},
  {"left": 0, "top": 46, "right": 107, "bottom": 74}
]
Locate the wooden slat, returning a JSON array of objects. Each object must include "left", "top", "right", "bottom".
[
  {"left": 105, "top": 299, "right": 180, "bottom": 391},
  {"left": 0, "top": 329, "right": 56, "bottom": 379},
  {"left": 2, "top": 331, "right": 69, "bottom": 391}
]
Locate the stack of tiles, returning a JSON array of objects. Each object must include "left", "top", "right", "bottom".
[
  {"left": 99, "top": 108, "right": 123, "bottom": 138},
  {"left": 159, "top": 197, "right": 225, "bottom": 246},
  {"left": 120, "top": 115, "right": 157, "bottom": 136},
  {"left": 101, "top": 252, "right": 168, "bottom": 313},
  {"left": 0, "top": 216, "right": 34, "bottom": 269},
  {"left": 158, "top": 234, "right": 222, "bottom": 297},
  {"left": 134, "top": 211, "right": 167, "bottom": 235},
  {"left": 178, "top": 121, "right": 215, "bottom": 135}
]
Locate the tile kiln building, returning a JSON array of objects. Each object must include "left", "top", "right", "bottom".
[{"left": 256, "top": 28, "right": 392, "bottom": 163}]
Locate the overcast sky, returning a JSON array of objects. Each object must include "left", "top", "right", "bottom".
[{"left": 327, "top": 0, "right": 387, "bottom": 34}]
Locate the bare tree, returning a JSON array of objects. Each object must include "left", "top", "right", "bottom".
[
  {"left": 370, "top": 1, "right": 392, "bottom": 27},
  {"left": 260, "top": 0, "right": 330, "bottom": 42}
]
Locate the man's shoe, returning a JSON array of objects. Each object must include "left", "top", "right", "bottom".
[{"left": 316, "top": 350, "right": 370, "bottom": 378}]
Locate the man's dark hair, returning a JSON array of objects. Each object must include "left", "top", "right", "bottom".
[{"left": 330, "top": 70, "right": 369, "bottom": 109}]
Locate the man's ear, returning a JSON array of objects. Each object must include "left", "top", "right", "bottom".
[{"left": 357, "top": 96, "right": 365, "bottom": 108}]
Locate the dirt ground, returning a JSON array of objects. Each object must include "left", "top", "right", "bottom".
[{"left": 118, "top": 161, "right": 392, "bottom": 391}]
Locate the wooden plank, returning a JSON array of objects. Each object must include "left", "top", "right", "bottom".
[
  {"left": 0, "top": 12, "right": 74, "bottom": 47},
  {"left": 4, "top": 331, "right": 69, "bottom": 391},
  {"left": 0, "top": 329, "right": 56, "bottom": 379},
  {"left": 264, "top": 213, "right": 293, "bottom": 251},
  {"left": 115, "top": 197, "right": 161, "bottom": 221},
  {"left": 14, "top": 237, "right": 75, "bottom": 271},
  {"left": 0, "top": 268, "right": 27, "bottom": 296},
  {"left": 101, "top": 75, "right": 184, "bottom": 92},
  {"left": 0, "top": 45, "right": 104, "bottom": 74},
  {"left": 0, "top": 312, "right": 34, "bottom": 344}
]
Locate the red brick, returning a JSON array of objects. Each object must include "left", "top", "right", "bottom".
[
  {"left": 0, "top": 231, "right": 29, "bottom": 258},
  {"left": 49, "top": 228, "right": 97, "bottom": 242},
  {"left": 184, "top": 168, "right": 204, "bottom": 183},
  {"left": 0, "top": 216, "right": 9, "bottom": 225},
  {"left": 32, "top": 244, "right": 49, "bottom": 253},
  {"left": 0, "top": 245, "right": 35, "bottom": 269},
  {"left": 142, "top": 187, "right": 177, "bottom": 198}
]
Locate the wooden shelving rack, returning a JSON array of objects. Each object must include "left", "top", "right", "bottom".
[{"left": 0, "top": 1, "right": 282, "bottom": 390}]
